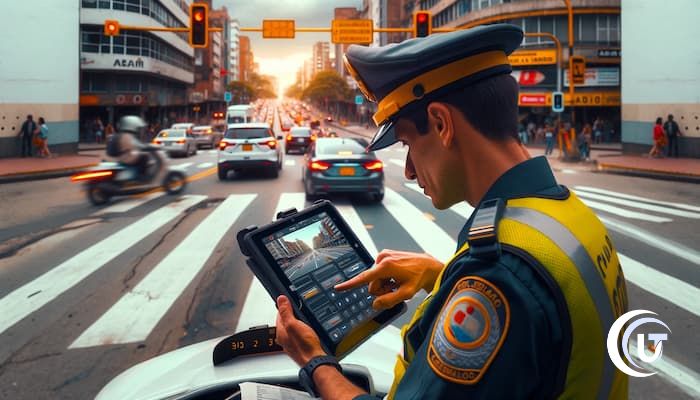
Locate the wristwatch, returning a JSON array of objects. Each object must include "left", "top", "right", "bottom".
[{"left": 298, "top": 355, "right": 342, "bottom": 397}]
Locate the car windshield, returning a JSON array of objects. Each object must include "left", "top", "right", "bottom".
[
  {"left": 158, "top": 130, "right": 185, "bottom": 138},
  {"left": 225, "top": 128, "right": 270, "bottom": 139},
  {"left": 317, "top": 139, "right": 368, "bottom": 155},
  {"left": 290, "top": 128, "right": 311, "bottom": 137}
]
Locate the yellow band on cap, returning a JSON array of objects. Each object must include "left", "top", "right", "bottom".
[{"left": 373, "top": 50, "right": 510, "bottom": 125}]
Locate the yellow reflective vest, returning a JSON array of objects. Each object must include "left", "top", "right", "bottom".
[{"left": 387, "top": 192, "right": 629, "bottom": 399}]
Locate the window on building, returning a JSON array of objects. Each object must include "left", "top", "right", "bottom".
[
  {"left": 82, "top": 0, "right": 97, "bottom": 8},
  {"left": 578, "top": 15, "right": 597, "bottom": 44},
  {"left": 125, "top": 0, "right": 140, "bottom": 13},
  {"left": 115, "top": 77, "right": 142, "bottom": 93},
  {"left": 84, "top": 74, "right": 108, "bottom": 92},
  {"left": 112, "top": 0, "right": 125, "bottom": 11}
]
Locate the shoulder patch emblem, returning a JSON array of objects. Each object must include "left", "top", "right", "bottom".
[{"left": 427, "top": 276, "right": 510, "bottom": 384}]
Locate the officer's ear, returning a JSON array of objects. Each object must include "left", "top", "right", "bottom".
[{"left": 427, "top": 102, "right": 454, "bottom": 148}]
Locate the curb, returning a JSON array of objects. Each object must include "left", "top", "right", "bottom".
[
  {"left": 596, "top": 163, "right": 700, "bottom": 184},
  {"left": 0, "top": 163, "right": 99, "bottom": 184}
]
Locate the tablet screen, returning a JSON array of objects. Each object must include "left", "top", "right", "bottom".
[{"left": 261, "top": 211, "right": 377, "bottom": 343}]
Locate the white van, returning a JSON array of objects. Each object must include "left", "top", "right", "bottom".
[{"left": 225, "top": 104, "right": 255, "bottom": 125}]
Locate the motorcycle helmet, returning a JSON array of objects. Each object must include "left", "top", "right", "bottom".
[{"left": 117, "top": 115, "right": 147, "bottom": 134}]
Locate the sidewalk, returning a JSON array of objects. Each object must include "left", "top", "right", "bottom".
[
  {"left": 0, "top": 154, "right": 102, "bottom": 184},
  {"left": 332, "top": 123, "right": 700, "bottom": 182}
]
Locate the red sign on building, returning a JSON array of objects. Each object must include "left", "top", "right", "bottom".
[{"left": 519, "top": 94, "right": 547, "bottom": 105}]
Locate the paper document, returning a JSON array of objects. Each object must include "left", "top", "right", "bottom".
[{"left": 239, "top": 382, "right": 319, "bottom": 400}]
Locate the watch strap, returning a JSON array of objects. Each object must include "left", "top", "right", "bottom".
[{"left": 300, "top": 355, "right": 342, "bottom": 396}]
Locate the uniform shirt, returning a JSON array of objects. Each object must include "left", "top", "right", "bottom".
[{"left": 354, "top": 156, "right": 567, "bottom": 400}]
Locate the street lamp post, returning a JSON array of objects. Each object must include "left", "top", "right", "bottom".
[{"left": 563, "top": 0, "right": 580, "bottom": 160}]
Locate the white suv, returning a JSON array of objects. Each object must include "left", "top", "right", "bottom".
[{"left": 217, "top": 123, "right": 283, "bottom": 180}]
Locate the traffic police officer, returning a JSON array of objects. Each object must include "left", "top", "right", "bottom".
[{"left": 275, "top": 23, "right": 629, "bottom": 399}]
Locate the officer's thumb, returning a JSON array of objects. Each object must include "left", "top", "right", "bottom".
[{"left": 276, "top": 295, "right": 293, "bottom": 324}]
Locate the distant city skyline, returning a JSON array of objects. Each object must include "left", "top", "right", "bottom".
[{"left": 214, "top": 0, "right": 363, "bottom": 92}]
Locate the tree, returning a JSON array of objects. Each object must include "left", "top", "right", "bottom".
[
  {"left": 301, "top": 70, "right": 353, "bottom": 108},
  {"left": 227, "top": 81, "right": 255, "bottom": 104},
  {"left": 285, "top": 82, "right": 303, "bottom": 99},
  {"left": 248, "top": 73, "right": 277, "bottom": 99}
]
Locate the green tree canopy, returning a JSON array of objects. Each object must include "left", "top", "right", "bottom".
[
  {"left": 285, "top": 82, "right": 304, "bottom": 99},
  {"left": 302, "top": 71, "right": 353, "bottom": 106}
]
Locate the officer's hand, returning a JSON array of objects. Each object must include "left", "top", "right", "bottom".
[
  {"left": 334, "top": 250, "right": 444, "bottom": 310},
  {"left": 275, "top": 295, "right": 326, "bottom": 367}
]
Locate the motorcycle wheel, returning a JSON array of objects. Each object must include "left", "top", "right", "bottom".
[
  {"left": 164, "top": 171, "right": 187, "bottom": 195},
  {"left": 87, "top": 183, "right": 110, "bottom": 206}
]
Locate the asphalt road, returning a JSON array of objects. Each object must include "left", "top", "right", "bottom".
[{"left": 0, "top": 109, "right": 698, "bottom": 399}]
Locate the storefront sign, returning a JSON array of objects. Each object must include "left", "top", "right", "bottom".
[
  {"left": 508, "top": 49, "right": 557, "bottom": 66},
  {"left": 519, "top": 94, "right": 547, "bottom": 105},
  {"left": 598, "top": 49, "right": 621, "bottom": 58},
  {"left": 518, "top": 91, "right": 620, "bottom": 107},
  {"left": 511, "top": 70, "right": 546, "bottom": 86},
  {"left": 564, "top": 67, "right": 620, "bottom": 87},
  {"left": 113, "top": 58, "right": 145, "bottom": 68}
]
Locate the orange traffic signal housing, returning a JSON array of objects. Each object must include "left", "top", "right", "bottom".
[
  {"left": 104, "top": 20, "right": 120, "bottom": 36},
  {"left": 189, "top": 3, "right": 208, "bottom": 48},
  {"left": 414, "top": 11, "right": 432, "bottom": 38}
]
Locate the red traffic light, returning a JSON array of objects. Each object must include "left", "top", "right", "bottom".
[
  {"left": 104, "top": 20, "right": 120, "bottom": 36},
  {"left": 417, "top": 13, "right": 428, "bottom": 23},
  {"left": 189, "top": 4, "right": 209, "bottom": 48},
  {"left": 194, "top": 11, "right": 204, "bottom": 22}
]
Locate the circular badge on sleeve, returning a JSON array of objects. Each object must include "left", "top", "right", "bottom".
[{"left": 427, "top": 276, "right": 510, "bottom": 385}]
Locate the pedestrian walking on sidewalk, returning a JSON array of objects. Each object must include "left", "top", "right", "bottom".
[
  {"left": 593, "top": 117, "right": 603, "bottom": 144},
  {"left": 664, "top": 114, "right": 682, "bottom": 157},
  {"left": 649, "top": 117, "right": 666, "bottom": 158},
  {"left": 579, "top": 123, "right": 592, "bottom": 160},
  {"left": 544, "top": 124, "right": 554, "bottom": 155},
  {"left": 36, "top": 117, "right": 52, "bottom": 158},
  {"left": 17, "top": 115, "right": 36, "bottom": 157},
  {"left": 94, "top": 117, "right": 104, "bottom": 144},
  {"left": 105, "top": 122, "right": 115, "bottom": 141}
]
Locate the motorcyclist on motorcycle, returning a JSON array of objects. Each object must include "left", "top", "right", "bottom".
[{"left": 108, "top": 116, "right": 151, "bottom": 181}]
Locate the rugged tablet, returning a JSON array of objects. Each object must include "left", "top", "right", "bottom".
[{"left": 237, "top": 200, "right": 405, "bottom": 359}]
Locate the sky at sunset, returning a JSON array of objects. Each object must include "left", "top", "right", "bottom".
[{"left": 214, "top": 0, "right": 363, "bottom": 93}]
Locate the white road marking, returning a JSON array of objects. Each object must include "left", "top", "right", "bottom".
[
  {"left": 575, "top": 186, "right": 700, "bottom": 212},
  {"left": 561, "top": 169, "right": 577, "bottom": 174},
  {"left": 234, "top": 193, "right": 307, "bottom": 332},
  {"left": 404, "top": 183, "right": 475, "bottom": 219},
  {"left": 574, "top": 191, "right": 700, "bottom": 219},
  {"left": 619, "top": 253, "right": 699, "bottom": 317},
  {"left": 336, "top": 203, "right": 379, "bottom": 258},
  {"left": 208, "top": 150, "right": 217, "bottom": 155},
  {"left": 579, "top": 198, "right": 672, "bottom": 223},
  {"left": 599, "top": 216, "right": 700, "bottom": 266},
  {"left": 91, "top": 192, "right": 165, "bottom": 215},
  {"left": 70, "top": 194, "right": 255, "bottom": 347},
  {"left": 630, "top": 338, "right": 700, "bottom": 399},
  {"left": 284, "top": 159, "right": 296, "bottom": 167},
  {"left": 173, "top": 162, "right": 193, "bottom": 170},
  {"left": 196, "top": 162, "right": 214, "bottom": 169},
  {"left": 384, "top": 188, "right": 456, "bottom": 262},
  {"left": 0, "top": 195, "right": 207, "bottom": 336},
  {"left": 388, "top": 159, "right": 405, "bottom": 168}
]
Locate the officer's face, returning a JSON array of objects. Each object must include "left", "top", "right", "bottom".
[{"left": 395, "top": 116, "right": 463, "bottom": 210}]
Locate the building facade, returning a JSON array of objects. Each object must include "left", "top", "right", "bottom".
[
  {"left": 334, "top": 7, "right": 362, "bottom": 79},
  {"left": 79, "top": 0, "right": 195, "bottom": 139},
  {"left": 312, "top": 42, "right": 332, "bottom": 78},
  {"left": 238, "top": 36, "right": 254, "bottom": 83},
  {"left": 421, "top": 0, "right": 621, "bottom": 140},
  {"left": 1, "top": 1, "right": 80, "bottom": 157},
  {"left": 621, "top": 0, "right": 699, "bottom": 157},
  {"left": 229, "top": 19, "right": 240, "bottom": 81}
]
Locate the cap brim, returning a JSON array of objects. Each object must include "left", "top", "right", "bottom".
[{"left": 367, "top": 120, "right": 397, "bottom": 151}]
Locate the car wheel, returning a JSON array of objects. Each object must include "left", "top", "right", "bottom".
[
  {"left": 369, "top": 191, "right": 384, "bottom": 203},
  {"left": 270, "top": 167, "right": 279, "bottom": 178},
  {"left": 218, "top": 167, "right": 228, "bottom": 180},
  {"left": 164, "top": 171, "right": 187, "bottom": 194},
  {"left": 305, "top": 181, "right": 316, "bottom": 201}
]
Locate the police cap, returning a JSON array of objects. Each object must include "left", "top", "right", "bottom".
[{"left": 344, "top": 24, "right": 523, "bottom": 151}]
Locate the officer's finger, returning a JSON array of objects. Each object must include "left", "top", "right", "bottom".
[
  {"left": 335, "top": 266, "right": 389, "bottom": 291},
  {"left": 368, "top": 279, "right": 394, "bottom": 296},
  {"left": 276, "top": 295, "right": 295, "bottom": 325},
  {"left": 373, "top": 287, "right": 411, "bottom": 310},
  {"left": 374, "top": 250, "right": 396, "bottom": 264}
]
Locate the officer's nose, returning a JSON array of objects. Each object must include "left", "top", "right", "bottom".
[{"left": 404, "top": 153, "right": 417, "bottom": 181}]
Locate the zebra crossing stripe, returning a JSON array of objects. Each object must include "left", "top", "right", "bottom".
[
  {"left": 575, "top": 186, "right": 700, "bottom": 212},
  {"left": 629, "top": 338, "right": 700, "bottom": 399},
  {"left": 383, "top": 188, "right": 456, "bottom": 262},
  {"left": 70, "top": 194, "right": 255, "bottom": 348},
  {"left": 619, "top": 253, "right": 699, "bottom": 318},
  {"left": 92, "top": 192, "right": 165, "bottom": 215},
  {"left": 578, "top": 198, "right": 672, "bottom": 223},
  {"left": 208, "top": 150, "right": 217, "bottom": 155},
  {"left": 0, "top": 195, "right": 207, "bottom": 336},
  {"left": 335, "top": 202, "right": 379, "bottom": 258},
  {"left": 234, "top": 193, "right": 307, "bottom": 333},
  {"left": 196, "top": 162, "right": 214, "bottom": 169},
  {"left": 404, "top": 183, "right": 475, "bottom": 218},
  {"left": 574, "top": 190, "right": 700, "bottom": 219},
  {"left": 284, "top": 159, "right": 296, "bottom": 167},
  {"left": 389, "top": 159, "right": 405, "bottom": 168},
  {"left": 599, "top": 216, "right": 700, "bottom": 266},
  {"left": 173, "top": 162, "right": 193, "bottom": 170}
]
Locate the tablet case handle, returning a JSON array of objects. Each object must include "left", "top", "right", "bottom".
[
  {"left": 237, "top": 225, "right": 258, "bottom": 256},
  {"left": 275, "top": 207, "right": 298, "bottom": 220}
]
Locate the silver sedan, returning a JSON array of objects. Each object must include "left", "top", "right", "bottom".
[{"left": 153, "top": 129, "right": 197, "bottom": 157}]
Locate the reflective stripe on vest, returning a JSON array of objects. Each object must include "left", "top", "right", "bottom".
[{"left": 387, "top": 193, "right": 628, "bottom": 399}]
